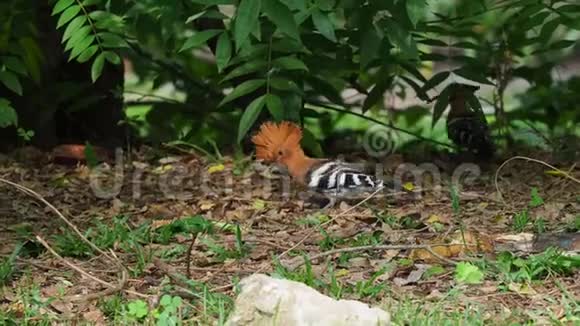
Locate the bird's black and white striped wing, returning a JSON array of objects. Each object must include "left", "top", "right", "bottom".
[{"left": 305, "top": 161, "right": 384, "bottom": 197}]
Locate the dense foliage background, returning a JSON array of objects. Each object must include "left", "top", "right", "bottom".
[{"left": 1, "top": 0, "right": 579, "bottom": 156}]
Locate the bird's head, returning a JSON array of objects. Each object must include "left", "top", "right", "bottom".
[{"left": 251, "top": 121, "right": 304, "bottom": 167}]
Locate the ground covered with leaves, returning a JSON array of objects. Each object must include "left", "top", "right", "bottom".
[{"left": 0, "top": 147, "right": 578, "bottom": 325}]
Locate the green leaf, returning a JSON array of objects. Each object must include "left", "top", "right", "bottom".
[
  {"left": 62, "top": 15, "right": 87, "bottom": 43},
  {"left": 555, "top": 4, "right": 580, "bottom": 14},
  {"left": 56, "top": 5, "right": 81, "bottom": 29},
  {"left": 84, "top": 142, "right": 99, "bottom": 168},
  {"left": 537, "top": 18, "right": 560, "bottom": 45},
  {"left": 190, "top": 0, "right": 235, "bottom": 4},
  {"left": 548, "top": 40, "right": 576, "bottom": 50},
  {"left": 237, "top": 95, "right": 266, "bottom": 143},
  {"left": 52, "top": 0, "right": 75, "bottom": 15},
  {"left": 417, "top": 38, "right": 448, "bottom": 47},
  {"left": 77, "top": 45, "right": 98, "bottom": 63},
  {"left": 2, "top": 56, "right": 27, "bottom": 76},
  {"left": 279, "top": 0, "right": 306, "bottom": 11},
  {"left": 265, "top": 94, "right": 284, "bottom": 121},
  {"left": 453, "top": 68, "right": 494, "bottom": 85},
  {"left": 432, "top": 85, "right": 451, "bottom": 127},
  {"left": 68, "top": 35, "right": 96, "bottom": 61},
  {"left": 82, "top": 0, "right": 102, "bottom": 6},
  {"left": 219, "top": 79, "right": 265, "bottom": 107},
  {"left": 0, "top": 71, "right": 23, "bottom": 95},
  {"left": 17, "top": 38, "right": 42, "bottom": 84},
  {"left": 234, "top": 0, "right": 262, "bottom": 51},
  {"left": 272, "top": 56, "right": 308, "bottom": 71},
  {"left": 359, "top": 22, "right": 381, "bottom": 69},
  {"left": 529, "top": 187, "right": 544, "bottom": 208},
  {"left": 400, "top": 75, "right": 430, "bottom": 102},
  {"left": 362, "top": 75, "right": 393, "bottom": 113},
  {"left": 104, "top": 51, "right": 121, "bottom": 64},
  {"left": 65, "top": 26, "right": 91, "bottom": 52},
  {"left": 185, "top": 10, "right": 208, "bottom": 24},
  {"left": 466, "top": 92, "right": 484, "bottom": 119},
  {"left": 262, "top": 0, "right": 300, "bottom": 41},
  {"left": 127, "top": 300, "right": 148, "bottom": 319},
  {"left": 99, "top": 32, "right": 128, "bottom": 48},
  {"left": 455, "top": 262, "right": 484, "bottom": 284},
  {"left": 406, "top": 0, "right": 426, "bottom": 27},
  {"left": 221, "top": 60, "right": 268, "bottom": 82},
  {"left": 306, "top": 76, "right": 342, "bottom": 104},
  {"left": 382, "top": 18, "right": 418, "bottom": 60},
  {"left": 0, "top": 98, "right": 18, "bottom": 127},
  {"left": 420, "top": 53, "right": 448, "bottom": 62},
  {"left": 91, "top": 52, "right": 106, "bottom": 82},
  {"left": 180, "top": 29, "right": 222, "bottom": 52},
  {"left": 270, "top": 78, "right": 301, "bottom": 93},
  {"left": 301, "top": 128, "right": 324, "bottom": 157},
  {"left": 421, "top": 71, "right": 450, "bottom": 92},
  {"left": 311, "top": 8, "right": 336, "bottom": 42},
  {"left": 216, "top": 32, "right": 232, "bottom": 73}
]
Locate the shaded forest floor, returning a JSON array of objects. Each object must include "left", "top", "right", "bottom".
[{"left": 0, "top": 146, "right": 578, "bottom": 325}]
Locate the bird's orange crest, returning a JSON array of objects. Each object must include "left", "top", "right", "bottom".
[{"left": 251, "top": 121, "right": 303, "bottom": 161}]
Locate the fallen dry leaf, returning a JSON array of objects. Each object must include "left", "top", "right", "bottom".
[
  {"left": 393, "top": 264, "right": 429, "bottom": 286},
  {"left": 410, "top": 230, "right": 495, "bottom": 262},
  {"left": 83, "top": 308, "right": 107, "bottom": 325}
]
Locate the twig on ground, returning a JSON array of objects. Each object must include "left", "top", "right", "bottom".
[
  {"left": 0, "top": 178, "right": 144, "bottom": 301},
  {"left": 287, "top": 243, "right": 458, "bottom": 270},
  {"left": 186, "top": 232, "right": 199, "bottom": 279},
  {"left": 35, "top": 235, "right": 136, "bottom": 302},
  {"left": 208, "top": 187, "right": 421, "bottom": 292},
  {"left": 276, "top": 187, "right": 386, "bottom": 262},
  {"left": 0, "top": 178, "right": 112, "bottom": 260},
  {"left": 546, "top": 163, "right": 578, "bottom": 202},
  {"left": 494, "top": 156, "right": 580, "bottom": 203}
]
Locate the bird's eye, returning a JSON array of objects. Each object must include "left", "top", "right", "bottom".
[{"left": 278, "top": 150, "right": 283, "bottom": 156}]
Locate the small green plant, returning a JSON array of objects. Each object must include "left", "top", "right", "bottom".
[
  {"left": 348, "top": 231, "right": 382, "bottom": 247},
  {"left": 353, "top": 266, "right": 389, "bottom": 299},
  {"left": 83, "top": 142, "right": 99, "bottom": 168},
  {"left": 152, "top": 295, "right": 184, "bottom": 325},
  {"left": 317, "top": 227, "right": 343, "bottom": 251},
  {"left": 455, "top": 262, "right": 484, "bottom": 284},
  {"left": 376, "top": 212, "right": 399, "bottom": 228},
  {"left": 493, "top": 248, "right": 580, "bottom": 284},
  {"left": 52, "top": 215, "right": 151, "bottom": 258},
  {"left": 52, "top": 227, "right": 93, "bottom": 257},
  {"left": 512, "top": 210, "right": 530, "bottom": 233},
  {"left": 424, "top": 265, "right": 446, "bottom": 279},
  {"left": 450, "top": 185, "right": 460, "bottom": 215},
  {"left": 0, "top": 243, "right": 23, "bottom": 285},
  {"left": 534, "top": 217, "right": 546, "bottom": 233},
  {"left": 234, "top": 224, "right": 250, "bottom": 258},
  {"left": 126, "top": 299, "right": 149, "bottom": 321},
  {"left": 154, "top": 215, "right": 213, "bottom": 244},
  {"left": 529, "top": 187, "right": 544, "bottom": 208},
  {"left": 296, "top": 213, "right": 330, "bottom": 226},
  {"left": 566, "top": 215, "right": 580, "bottom": 232},
  {"left": 17, "top": 128, "right": 34, "bottom": 142}
]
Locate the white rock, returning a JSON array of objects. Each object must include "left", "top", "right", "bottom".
[{"left": 225, "top": 273, "right": 391, "bottom": 326}]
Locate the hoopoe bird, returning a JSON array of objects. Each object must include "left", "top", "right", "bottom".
[
  {"left": 446, "top": 83, "right": 495, "bottom": 158},
  {"left": 251, "top": 121, "right": 386, "bottom": 209}
]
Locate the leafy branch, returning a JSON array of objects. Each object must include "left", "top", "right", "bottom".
[{"left": 51, "top": 0, "right": 124, "bottom": 81}]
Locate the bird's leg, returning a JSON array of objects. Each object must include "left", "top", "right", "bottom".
[{"left": 320, "top": 195, "right": 336, "bottom": 210}]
